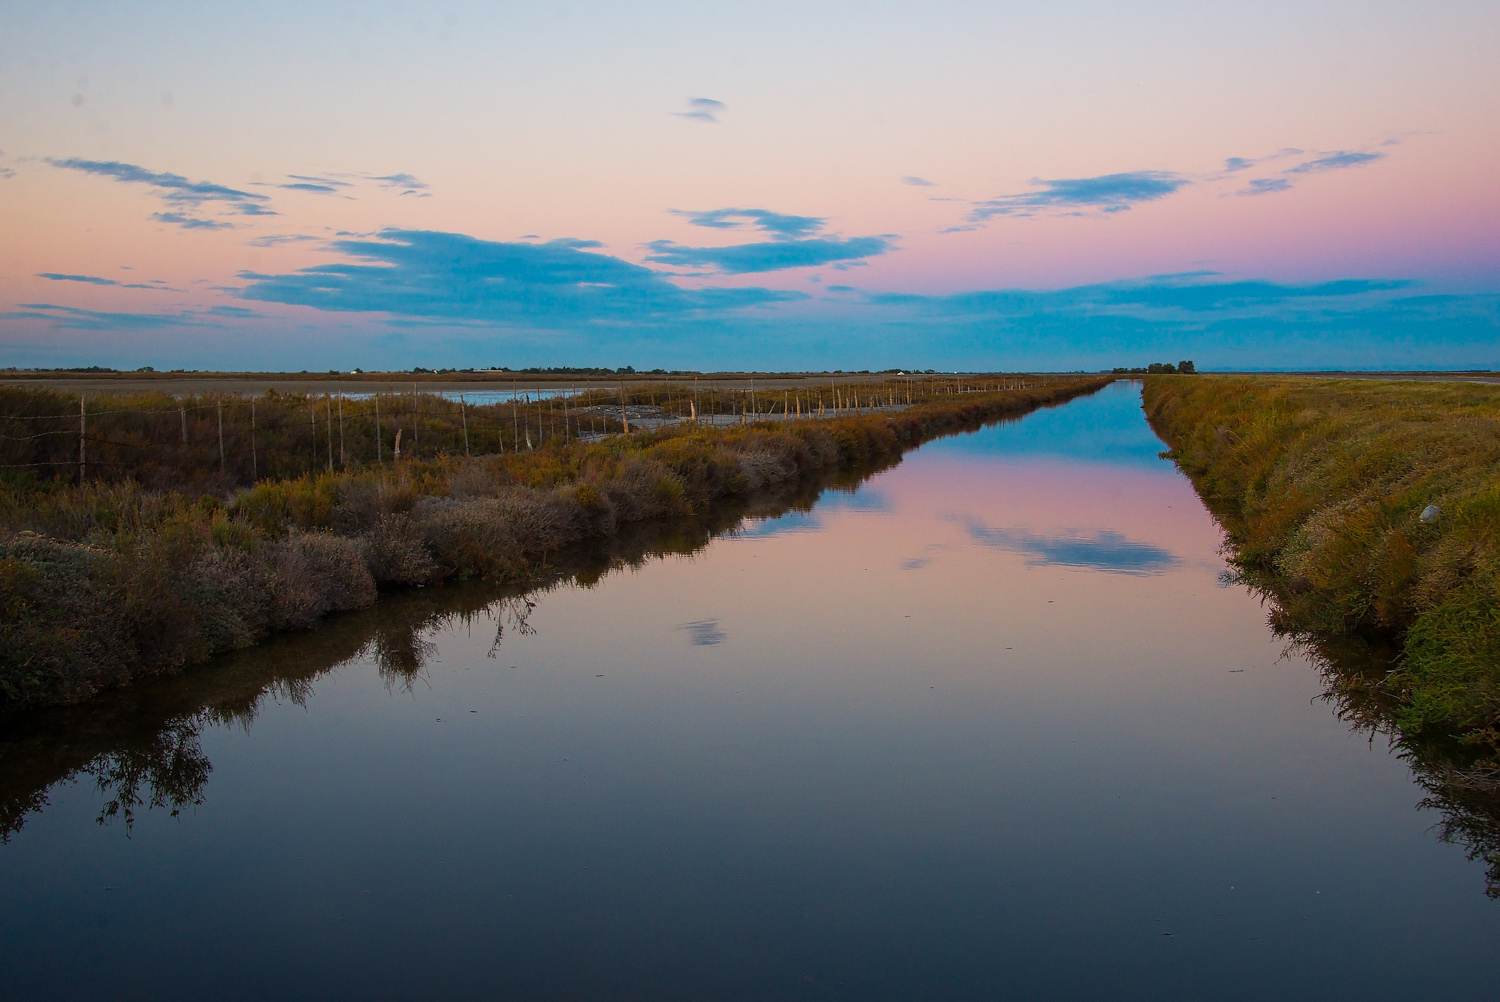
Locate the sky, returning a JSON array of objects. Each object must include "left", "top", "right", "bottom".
[{"left": 1, "top": 0, "right": 1497, "bottom": 371}]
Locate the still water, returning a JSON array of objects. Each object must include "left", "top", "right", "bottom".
[{"left": 2, "top": 381, "right": 1496, "bottom": 999}]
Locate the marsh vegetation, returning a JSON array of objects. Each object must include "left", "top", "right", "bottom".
[{"left": 0, "top": 375, "right": 1107, "bottom": 709}]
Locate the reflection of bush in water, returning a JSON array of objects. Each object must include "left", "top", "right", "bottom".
[
  {"left": 92, "top": 718, "right": 211, "bottom": 833},
  {"left": 0, "top": 470, "right": 846, "bottom": 841},
  {"left": 1265, "top": 598, "right": 1500, "bottom": 898}
]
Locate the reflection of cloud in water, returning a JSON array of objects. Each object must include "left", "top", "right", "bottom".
[
  {"left": 681, "top": 619, "right": 726, "bottom": 646},
  {"left": 901, "top": 557, "right": 930, "bottom": 570},
  {"left": 734, "top": 487, "right": 891, "bottom": 539},
  {"left": 964, "top": 521, "right": 1179, "bottom": 575},
  {"left": 735, "top": 510, "right": 822, "bottom": 538}
]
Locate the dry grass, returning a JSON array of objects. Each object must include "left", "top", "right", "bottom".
[{"left": 1144, "top": 375, "right": 1500, "bottom": 750}]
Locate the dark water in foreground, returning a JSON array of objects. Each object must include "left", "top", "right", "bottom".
[{"left": 2, "top": 381, "right": 1496, "bottom": 1000}]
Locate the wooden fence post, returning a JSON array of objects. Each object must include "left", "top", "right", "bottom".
[
  {"left": 217, "top": 398, "right": 226, "bottom": 476},
  {"left": 251, "top": 399, "right": 258, "bottom": 481},
  {"left": 78, "top": 393, "right": 85, "bottom": 485},
  {"left": 459, "top": 393, "right": 470, "bottom": 457}
]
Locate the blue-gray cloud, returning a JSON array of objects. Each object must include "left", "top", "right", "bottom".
[
  {"left": 964, "top": 522, "right": 1179, "bottom": 574},
  {"left": 644, "top": 235, "right": 892, "bottom": 274},
  {"left": 37, "top": 272, "right": 161, "bottom": 290},
  {"left": 675, "top": 97, "right": 725, "bottom": 123},
  {"left": 371, "top": 173, "right": 426, "bottom": 189},
  {"left": 248, "top": 233, "right": 320, "bottom": 248},
  {"left": 859, "top": 274, "right": 1416, "bottom": 316},
  {"left": 674, "top": 208, "right": 825, "bottom": 239},
  {"left": 48, "top": 158, "right": 269, "bottom": 208},
  {"left": 285, "top": 174, "right": 354, "bottom": 191},
  {"left": 1238, "top": 177, "right": 1291, "bottom": 196},
  {"left": 1234, "top": 149, "right": 1385, "bottom": 196},
  {"left": 237, "top": 228, "right": 803, "bottom": 325},
  {"left": 649, "top": 210, "right": 891, "bottom": 273},
  {"left": 49, "top": 157, "right": 274, "bottom": 228},
  {"left": 365, "top": 173, "right": 429, "bottom": 196},
  {"left": 1287, "top": 151, "right": 1385, "bottom": 174},
  {"left": 153, "top": 211, "right": 235, "bottom": 230},
  {"left": 968, "top": 171, "right": 1189, "bottom": 222},
  {"left": 902, "top": 176, "right": 936, "bottom": 187},
  {"left": 0, "top": 303, "right": 197, "bottom": 330}
]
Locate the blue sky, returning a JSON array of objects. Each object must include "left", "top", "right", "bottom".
[{"left": 0, "top": 1, "right": 1496, "bottom": 370}]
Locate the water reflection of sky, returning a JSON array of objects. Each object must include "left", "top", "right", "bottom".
[
  {"left": 923, "top": 379, "right": 1169, "bottom": 468},
  {"left": 741, "top": 382, "right": 1176, "bottom": 570},
  {"left": 5, "top": 380, "right": 1497, "bottom": 1001}
]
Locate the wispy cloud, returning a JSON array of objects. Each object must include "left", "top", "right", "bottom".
[
  {"left": 672, "top": 208, "right": 825, "bottom": 239},
  {"left": 674, "top": 97, "right": 725, "bottom": 123},
  {"left": 48, "top": 157, "right": 269, "bottom": 208},
  {"left": 967, "top": 171, "right": 1189, "bottom": 222},
  {"left": 1234, "top": 148, "right": 1386, "bottom": 196},
  {"left": 247, "top": 233, "right": 321, "bottom": 248},
  {"left": 1220, "top": 149, "right": 1303, "bottom": 175},
  {"left": 857, "top": 274, "right": 1417, "bottom": 317},
  {"left": 650, "top": 207, "right": 892, "bottom": 274},
  {"left": 1238, "top": 177, "right": 1292, "bottom": 196},
  {"left": 282, "top": 174, "right": 354, "bottom": 193},
  {"left": 370, "top": 173, "right": 427, "bottom": 190},
  {"left": 0, "top": 303, "right": 198, "bottom": 330},
  {"left": 36, "top": 272, "right": 162, "bottom": 290},
  {"left": 901, "top": 176, "right": 936, "bottom": 187},
  {"left": 237, "top": 228, "right": 802, "bottom": 325},
  {"left": 1286, "top": 150, "right": 1385, "bottom": 174},
  {"left": 48, "top": 157, "right": 273, "bottom": 228},
  {"left": 365, "top": 172, "right": 430, "bottom": 196},
  {"left": 645, "top": 235, "right": 892, "bottom": 274},
  {"left": 152, "top": 211, "right": 235, "bottom": 230}
]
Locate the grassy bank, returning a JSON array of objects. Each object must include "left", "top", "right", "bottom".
[
  {"left": 0, "top": 376, "right": 1108, "bottom": 709},
  {"left": 1143, "top": 376, "right": 1500, "bottom": 754}
]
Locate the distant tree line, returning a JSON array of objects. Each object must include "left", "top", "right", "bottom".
[{"left": 1112, "top": 361, "right": 1196, "bottom": 374}]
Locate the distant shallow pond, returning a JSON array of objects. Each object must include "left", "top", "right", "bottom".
[{"left": 2, "top": 380, "right": 1495, "bottom": 1000}]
